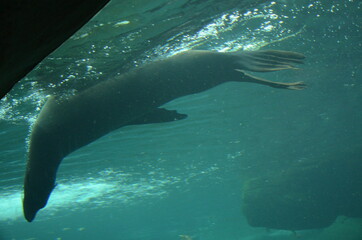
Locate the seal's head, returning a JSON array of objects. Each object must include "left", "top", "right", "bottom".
[{"left": 23, "top": 172, "right": 56, "bottom": 222}]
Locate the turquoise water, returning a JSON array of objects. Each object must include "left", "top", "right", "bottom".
[{"left": 1, "top": 0, "right": 361, "bottom": 239}]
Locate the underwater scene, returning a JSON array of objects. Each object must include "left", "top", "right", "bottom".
[{"left": 0, "top": 0, "right": 361, "bottom": 239}]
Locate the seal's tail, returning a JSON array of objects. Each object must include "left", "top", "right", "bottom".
[
  {"left": 235, "top": 69, "right": 306, "bottom": 90},
  {"left": 232, "top": 50, "right": 306, "bottom": 90},
  {"left": 233, "top": 50, "right": 305, "bottom": 72}
]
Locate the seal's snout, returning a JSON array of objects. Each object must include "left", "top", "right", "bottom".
[
  {"left": 23, "top": 196, "right": 39, "bottom": 222},
  {"left": 23, "top": 179, "right": 51, "bottom": 222}
]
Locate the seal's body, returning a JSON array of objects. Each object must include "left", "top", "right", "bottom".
[{"left": 23, "top": 50, "right": 305, "bottom": 222}]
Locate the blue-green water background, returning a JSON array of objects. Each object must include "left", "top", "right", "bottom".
[{"left": 1, "top": 0, "right": 361, "bottom": 239}]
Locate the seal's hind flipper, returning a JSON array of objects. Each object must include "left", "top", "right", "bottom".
[
  {"left": 233, "top": 50, "right": 305, "bottom": 72},
  {"left": 128, "top": 108, "right": 187, "bottom": 126},
  {"left": 235, "top": 69, "right": 306, "bottom": 90}
]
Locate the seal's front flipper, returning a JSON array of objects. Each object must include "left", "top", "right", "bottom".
[
  {"left": 129, "top": 108, "right": 187, "bottom": 126},
  {"left": 236, "top": 70, "right": 306, "bottom": 90},
  {"left": 232, "top": 50, "right": 305, "bottom": 72}
]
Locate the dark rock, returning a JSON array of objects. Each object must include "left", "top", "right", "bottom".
[
  {"left": 0, "top": 0, "right": 110, "bottom": 99},
  {"left": 242, "top": 147, "right": 362, "bottom": 230}
]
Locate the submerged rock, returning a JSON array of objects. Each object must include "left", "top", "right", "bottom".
[{"left": 242, "top": 146, "right": 362, "bottom": 230}]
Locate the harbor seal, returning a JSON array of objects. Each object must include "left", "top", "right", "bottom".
[{"left": 23, "top": 49, "right": 306, "bottom": 222}]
